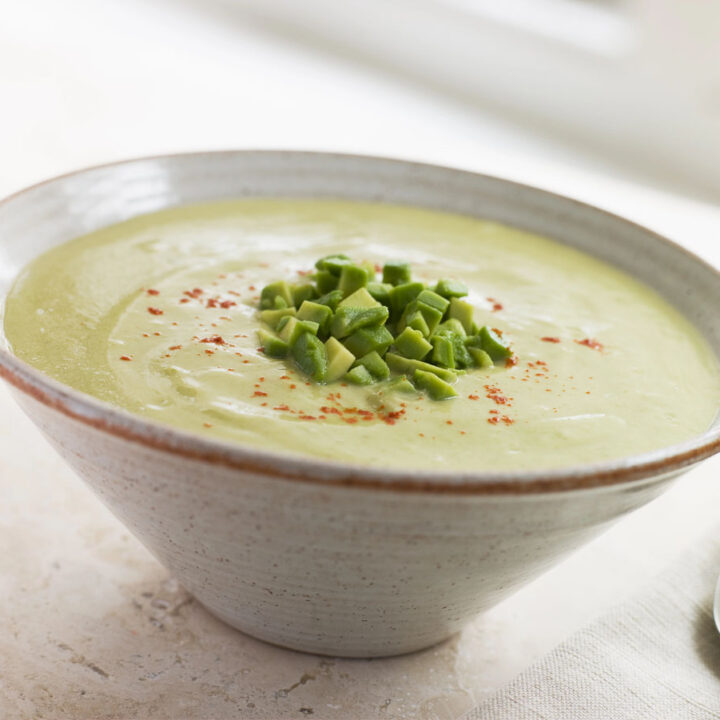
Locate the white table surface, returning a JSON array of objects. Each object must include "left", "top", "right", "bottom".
[{"left": 1, "top": 1, "right": 719, "bottom": 717}]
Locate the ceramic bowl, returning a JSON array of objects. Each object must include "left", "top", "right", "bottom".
[{"left": 1, "top": 152, "right": 719, "bottom": 657}]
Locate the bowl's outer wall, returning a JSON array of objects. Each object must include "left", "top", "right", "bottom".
[
  {"left": 0, "top": 151, "right": 716, "bottom": 655},
  {"left": 15, "top": 389, "right": 676, "bottom": 656}
]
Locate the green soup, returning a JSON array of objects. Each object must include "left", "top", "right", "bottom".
[{"left": 4, "top": 199, "right": 719, "bottom": 471}]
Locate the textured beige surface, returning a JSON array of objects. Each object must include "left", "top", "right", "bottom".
[{"left": 2, "top": 376, "right": 720, "bottom": 719}]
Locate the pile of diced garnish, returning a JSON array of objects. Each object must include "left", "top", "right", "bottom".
[{"left": 256, "top": 256, "right": 512, "bottom": 400}]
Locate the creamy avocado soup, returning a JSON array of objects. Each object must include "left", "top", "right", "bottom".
[{"left": 4, "top": 199, "right": 719, "bottom": 471}]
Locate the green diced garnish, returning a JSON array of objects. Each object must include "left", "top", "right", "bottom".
[
  {"left": 343, "top": 325, "right": 394, "bottom": 358},
  {"left": 259, "top": 306, "right": 296, "bottom": 330},
  {"left": 316, "top": 270, "right": 339, "bottom": 294},
  {"left": 431, "top": 335, "right": 455, "bottom": 368},
  {"left": 394, "top": 327, "right": 432, "bottom": 360},
  {"left": 367, "top": 281, "right": 392, "bottom": 306},
  {"left": 325, "top": 336, "right": 356, "bottom": 382},
  {"left": 417, "top": 289, "right": 450, "bottom": 314},
  {"left": 448, "top": 297, "right": 475, "bottom": 334},
  {"left": 315, "top": 289, "right": 344, "bottom": 310},
  {"left": 386, "top": 376, "right": 417, "bottom": 394},
  {"left": 338, "top": 265, "right": 368, "bottom": 297},
  {"left": 435, "top": 318, "right": 467, "bottom": 338},
  {"left": 413, "top": 369, "right": 458, "bottom": 400},
  {"left": 449, "top": 332, "right": 473, "bottom": 369},
  {"left": 480, "top": 326, "right": 512, "bottom": 360},
  {"left": 331, "top": 306, "right": 389, "bottom": 339},
  {"left": 292, "top": 332, "right": 328, "bottom": 382},
  {"left": 385, "top": 353, "right": 457, "bottom": 383},
  {"left": 382, "top": 261, "right": 411, "bottom": 286},
  {"left": 344, "top": 365, "right": 374, "bottom": 385},
  {"left": 435, "top": 279, "right": 468, "bottom": 299},
  {"left": 468, "top": 347, "right": 493, "bottom": 369},
  {"left": 260, "top": 280, "right": 294, "bottom": 310},
  {"left": 315, "top": 254, "right": 352, "bottom": 275},
  {"left": 389, "top": 282, "right": 425, "bottom": 316},
  {"left": 354, "top": 351, "right": 390, "bottom": 380},
  {"left": 256, "top": 256, "right": 515, "bottom": 400},
  {"left": 338, "top": 287, "right": 381, "bottom": 309},
  {"left": 406, "top": 309, "right": 430, "bottom": 337},
  {"left": 292, "top": 283, "right": 317, "bottom": 308},
  {"left": 257, "top": 328, "right": 289, "bottom": 358},
  {"left": 297, "top": 301, "right": 333, "bottom": 337},
  {"left": 279, "top": 317, "right": 320, "bottom": 347}
]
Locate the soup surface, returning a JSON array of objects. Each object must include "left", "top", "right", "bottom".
[{"left": 4, "top": 199, "right": 719, "bottom": 471}]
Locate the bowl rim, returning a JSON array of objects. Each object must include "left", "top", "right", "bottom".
[{"left": 1, "top": 149, "right": 718, "bottom": 495}]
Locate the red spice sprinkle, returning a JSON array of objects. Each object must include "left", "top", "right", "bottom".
[
  {"left": 505, "top": 355, "right": 519, "bottom": 367},
  {"left": 487, "top": 416, "right": 500, "bottom": 425},
  {"left": 575, "top": 338, "right": 604, "bottom": 351},
  {"left": 243, "top": 360, "right": 250, "bottom": 364},
  {"left": 228, "top": 290, "right": 241, "bottom": 296},
  {"left": 147, "top": 307, "right": 163, "bottom": 315},
  {"left": 274, "top": 405, "right": 290, "bottom": 411},
  {"left": 541, "top": 336, "right": 561, "bottom": 343},
  {"left": 203, "top": 422, "right": 213, "bottom": 428},
  {"left": 281, "top": 375, "right": 290, "bottom": 380},
  {"left": 374, "top": 263, "right": 383, "bottom": 273},
  {"left": 200, "top": 335, "right": 226, "bottom": 345},
  {"left": 169, "top": 345, "right": 182, "bottom": 351},
  {"left": 120, "top": 355, "right": 132, "bottom": 361},
  {"left": 206, "top": 298, "right": 219, "bottom": 309},
  {"left": 297, "top": 269, "right": 312, "bottom": 276},
  {"left": 179, "top": 298, "right": 190, "bottom": 304},
  {"left": 205, "top": 349, "right": 215, "bottom": 355},
  {"left": 153, "top": 332, "right": 161, "bottom": 336},
  {"left": 184, "top": 288, "right": 204, "bottom": 298},
  {"left": 248, "top": 285, "right": 256, "bottom": 291},
  {"left": 446, "top": 420, "right": 453, "bottom": 425},
  {"left": 419, "top": 433, "right": 425, "bottom": 437},
  {"left": 220, "top": 300, "right": 236, "bottom": 309},
  {"left": 142, "top": 333, "right": 149, "bottom": 338},
  {"left": 289, "top": 384, "right": 296, "bottom": 389},
  {"left": 468, "top": 394, "right": 480, "bottom": 400},
  {"left": 487, "top": 297, "right": 503, "bottom": 312},
  {"left": 147, "top": 288, "right": 159, "bottom": 296},
  {"left": 253, "top": 391, "right": 268, "bottom": 397}
]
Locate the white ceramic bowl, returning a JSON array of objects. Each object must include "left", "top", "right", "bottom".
[{"left": 1, "top": 152, "right": 719, "bottom": 657}]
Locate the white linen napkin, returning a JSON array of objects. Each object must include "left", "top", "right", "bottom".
[{"left": 463, "top": 526, "right": 720, "bottom": 719}]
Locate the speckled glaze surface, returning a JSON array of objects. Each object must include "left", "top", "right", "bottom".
[{"left": 1, "top": 152, "right": 718, "bottom": 656}]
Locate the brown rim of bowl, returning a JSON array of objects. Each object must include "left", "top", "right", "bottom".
[{"left": 0, "top": 150, "right": 718, "bottom": 496}]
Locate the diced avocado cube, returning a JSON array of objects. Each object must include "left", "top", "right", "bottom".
[
  {"left": 325, "top": 336, "right": 356, "bottom": 382},
  {"left": 315, "top": 254, "right": 352, "bottom": 275},
  {"left": 338, "top": 287, "right": 381, "bottom": 309},
  {"left": 279, "top": 316, "right": 320, "bottom": 347},
  {"left": 273, "top": 295, "right": 288, "bottom": 309},
  {"left": 344, "top": 365, "right": 374, "bottom": 385},
  {"left": 259, "top": 306, "right": 296, "bottom": 330},
  {"left": 343, "top": 325, "right": 394, "bottom": 358},
  {"left": 316, "top": 270, "right": 339, "bottom": 294},
  {"left": 260, "top": 280, "right": 294, "bottom": 310},
  {"left": 435, "top": 318, "right": 467, "bottom": 338},
  {"left": 394, "top": 327, "right": 432, "bottom": 360},
  {"left": 449, "top": 333, "right": 473, "bottom": 368},
  {"left": 385, "top": 353, "right": 457, "bottom": 383},
  {"left": 331, "top": 305, "right": 389, "bottom": 339},
  {"left": 431, "top": 335, "right": 455, "bottom": 368},
  {"left": 359, "top": 260, "right": 377, "bottom": 281},
  {"left": 338, "top": 265, "right": 369, "bottom": 297},
  {"left": 256, "top": 328, "right": 289, "bottom": 358},
  {"left": 292, "top": 332, "right": 328, "bottom": 382},
  {"left": 480, "top": 326, "right": 512, "bottom": 360},
  {"left": 367, "top": 281, "right": 392, "bottom": 306},
  {"left": 434, "top": 278, "right": 468, "bottom": 299},
  {"left": 297, "top": 301, "right": 333, "bottom": 337},
  {"left": 354, "top": 351, "right": 390, "bottom": 380},
  {"left": 417, "top": 289, "right": 450, "bottom": 314},
  {"left": 382, "top": 260, "right": 411, "bottom": 286},
  {"left": 415, "top": 301, "right": 443, "bottom": 334},
  {"left": 448, "top": 297, "right": 475, "bottom": 334},
  {"left": 389, "top": 282, "right": 425, "bottom": 316},
  {"left": 413, "top": 369, "right": 458, "bottom": 400},
  {"left": 386, "top": 376, "right": 417, "bottom": 394},
  {"left": 291, "top": 283, "right": 317, "bottom": 308},
  {"left": 468, "top": 347, "right": 494, "bottom": 369},
  {"left": 406, "top": 309, "right": 430, "bottom": 337},
  {"left": 315, "top": 289, "right": 344, "bottom": 310}
]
